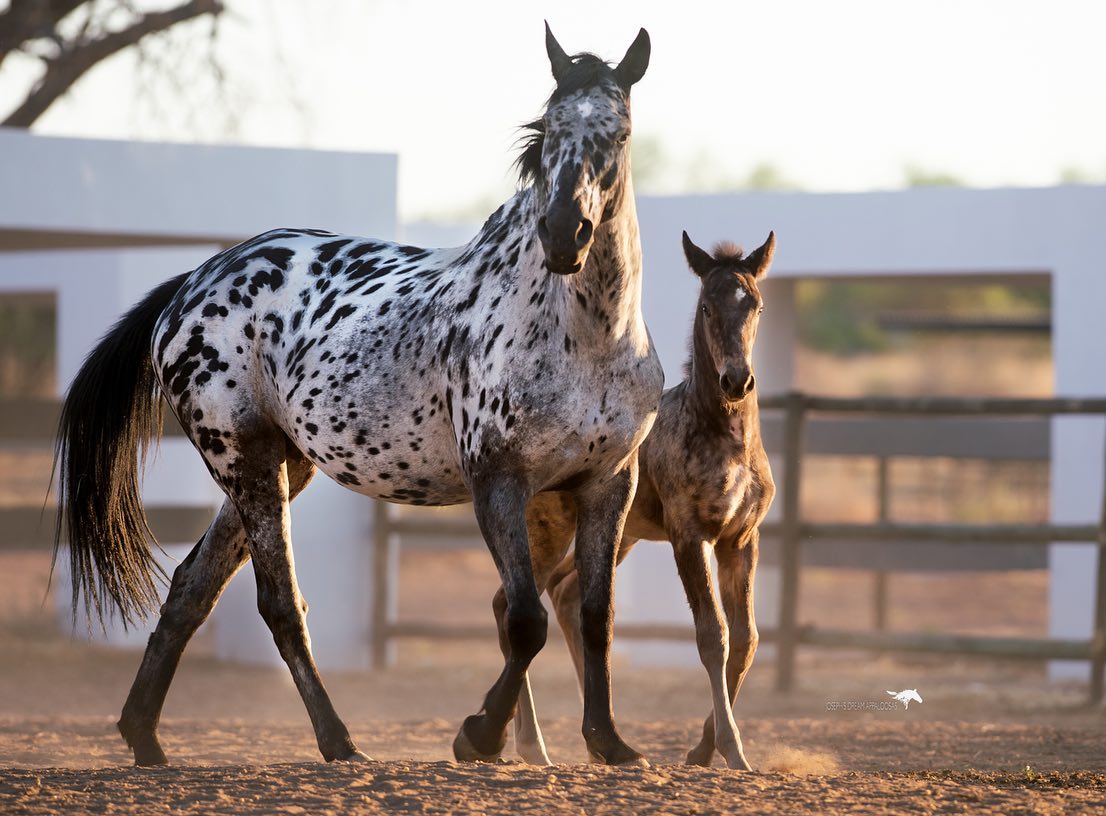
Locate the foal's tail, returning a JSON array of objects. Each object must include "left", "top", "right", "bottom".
[{"left": 53, "top": 272, "right": 191, "bottom": 628}]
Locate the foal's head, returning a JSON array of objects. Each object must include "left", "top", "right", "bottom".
[
  {"left": 517, "top": 24, "right": 650, "bottom": 275},
  {"left": 683, "top": 230, "right": 777, "bottom": 403}
]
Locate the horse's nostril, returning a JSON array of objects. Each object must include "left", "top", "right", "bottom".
[
  {"left": 575, "top": 218, "right": 593, "bottom": 248},
  {"left": 537, "top": 217, "right": 551, "bottom": 242},
  {"left": 720, "top": 373, "right": 735, "bottom": 394},
  {"left": 744, "top": 374, "right": 756, "bottom": 395}
]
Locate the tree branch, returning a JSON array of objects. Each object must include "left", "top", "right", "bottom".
[
  {"left": 0, "top": 0, "right": 87, "bottom": 67},
  {"left": 2, "top": 0, "right": 223, "bottom": 128}
]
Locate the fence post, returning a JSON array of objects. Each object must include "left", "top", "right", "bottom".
[
  {"left": 775, "top": 391, "right": 807, "bottom": 692},
  {"left": 874, "top": 456, "right": 890, "bottom": 631},
  {"left": 371, "top": 500, "right": 393, "bottom": 669},
  {"left": 1092, "top": 422, "right": 1106, "bottom": 703}
]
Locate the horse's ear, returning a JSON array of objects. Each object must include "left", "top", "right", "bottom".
[
  {"left": 682, "top": 230, "right": 714, "bottom": 278},
  {"left": 614, "top": 28, "right": 650, "bottom": 91},
  {"left": 545, "top": 21, "right": 573, "bottom": 84},
  {"left": 746, "top": 231, "right": 776, "bottom": 279}
]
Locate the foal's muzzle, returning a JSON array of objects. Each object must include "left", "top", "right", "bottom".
[
  {"left": 720, "top": 365, "right": 755, "bottom": 402},
  {"left": 538, "top": 201, "right": 594, "bottom": 275}
]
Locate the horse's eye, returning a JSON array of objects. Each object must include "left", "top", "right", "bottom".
[
  {"left": 701, "top": 303, "right": 711, "bottom": 316},
  {"left": 617, "top": 132, "right": 630, "bottom": 145},
  {"left": 758, "top": 305, "right": 765, "bottom": 315}
]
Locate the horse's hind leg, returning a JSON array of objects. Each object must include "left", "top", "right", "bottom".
[
  {"left": 117, "top": 500, "right": 248, "bottom": 765},
  {"left": 117, "top": 451, "right": 316, "bottom": 766},
  {"left": 228, "top": 431, "right": 366, "bottom": 763}
]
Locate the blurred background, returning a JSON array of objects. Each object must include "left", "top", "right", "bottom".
[{"left": 1, "top": 0, "right": 1105, "bottom": 728}]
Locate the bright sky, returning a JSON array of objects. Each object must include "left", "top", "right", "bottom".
[{"left": 5, "top": 0, "right": 1105, "bottom": 220}]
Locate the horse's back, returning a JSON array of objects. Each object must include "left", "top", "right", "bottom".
[{"left": 150, "top": 228, "right": 474, "bottom": 505}]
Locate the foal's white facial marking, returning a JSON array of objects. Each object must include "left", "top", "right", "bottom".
[
  {"left": 576, "top": 99, "right": 594, "bottom": 118},
  {"left": 734, "top": 287, "right": 747, "bottom": 302}
]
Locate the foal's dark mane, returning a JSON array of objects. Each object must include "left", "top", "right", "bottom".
[{"left": 514, "top": 53, "right": 622, "bottom": 185}]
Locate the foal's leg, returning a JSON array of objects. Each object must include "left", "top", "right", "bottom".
[
  {"left": 685, "top": 530, "right": 756, "bottom": 765},
  {"left": 686, "top": 532, "right": 760, "bottom": 768},
  {"left": 572, "top": 464, "right": 646, "bottom": 766},
  {"left": 672, "top": 532, "right": 751, "bottom": 771},
  {"left": 454, "top": 474, "right": 547, "bottom": 762},
  {"left": 116, "top": 452, "right": 316, "bottom": 766},
  {"left": 231, "top": 433, "right": 366, "bottom": 762},
  {"left": 497, "top": 493, "right": 576, "bottom": 764}
]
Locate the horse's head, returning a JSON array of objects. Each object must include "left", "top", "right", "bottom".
[
  {"left": 683, "top": 230, "right": 776, "bottom": 403},
  {"left": 518, "top": 23, "right": 650, "bottom": 275}
]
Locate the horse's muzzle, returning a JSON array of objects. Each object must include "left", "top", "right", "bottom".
[{"left": 538, "top": 204, "right": 593, "bottom": 275}]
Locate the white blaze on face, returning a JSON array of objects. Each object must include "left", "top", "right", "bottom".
[
  {"left": 734, "top": 287, "right": 747, "bottom": 302},
  {"left": 576, "top": 99, "right": 594, "bottom": 118}
]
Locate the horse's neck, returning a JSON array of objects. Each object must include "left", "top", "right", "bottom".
[
  {"left": 516, "top": 184, "right": 647, "bottom": 346},
  {"left": 569, "top": 193, "right": 646, "bottom": 342}
]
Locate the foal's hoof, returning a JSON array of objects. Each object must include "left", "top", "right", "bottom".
[
  {"left": 685, "top": 742, "right": 714, "bottom": 768},
  {"left": 515, "top": 739, "right": 552, "bottom": 766},
  {"left": 452, "top": 717, "right": 504, "bottom": 763}
]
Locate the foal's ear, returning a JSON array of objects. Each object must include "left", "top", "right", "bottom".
[
  {"left": 682, "top": 230, "right": 714, "bottom": 278},
  {"left": 614, "top": 28, "right": 650, "bottom": 91},
  {"left": 545, "top": 21, "right": 573, "bottom": 84},
  {"left": 746, "top": 231, "right": 776, "bottom": 279}
]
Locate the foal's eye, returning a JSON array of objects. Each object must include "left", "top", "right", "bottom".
[
  {"left": 758, "top": 305, "right": 765, "bottom": 315},
  {"left": 617, "top": 131, "right": 630, "bottom": 145},
  {"left": 701, "top": 303, "right": 711, "bottom": 316}
]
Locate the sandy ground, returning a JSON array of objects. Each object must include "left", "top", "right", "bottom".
[{"left": 1, "top": 551, "right": 1104, "bottom": 814}]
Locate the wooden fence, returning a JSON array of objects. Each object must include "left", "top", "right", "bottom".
[
  {"left": 4, "top": 394, "right": 1104, "bottom": 701},
  {"left": 0, "top": 398, "right": 214, "bottom": 549},
  {"left": 370, "top": 393, "right": 1106, "bottom": 703}
]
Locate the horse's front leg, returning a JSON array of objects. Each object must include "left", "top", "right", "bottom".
[
  {"left": 673, "top": 533, "right": 751, "bottom": 771},
  {"left": 454, "top": 475, "right": 546, "bottom": 762},
  {"left": 573, "top": 462, "right": 647, "bottom": 766},
  {"left": 492, "top": 492, "right": 577, "bottom": 765}
]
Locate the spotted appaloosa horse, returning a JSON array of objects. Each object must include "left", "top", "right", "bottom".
[
  {"left": 53, "top": 24, "right": 663, "bottom": 767},
  {"left": 499, "top": 231, "right": 777, "bottom": 770}
]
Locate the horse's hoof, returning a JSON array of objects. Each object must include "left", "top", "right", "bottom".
[
  {"left": 685, "top": 744, "right": 714, "bottom": 768},
  {"left": 453, "top": 722, "right": 503, "bottom": 763},
  {"left": 118, "top": 721, "right": 168, "bottom": 767},
  {"left": 587, "top": 747, "right": 650, "bottom": 767},
  {"left": 336, "top": 749, "right": 374, "bottom": 763}
]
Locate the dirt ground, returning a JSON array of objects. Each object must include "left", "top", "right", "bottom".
[{"left": 1, "top": 550, "right": 1104, "bottom": 815}]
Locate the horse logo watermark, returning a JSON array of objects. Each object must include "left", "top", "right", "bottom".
[
  {"left": 825, "top": 688, "right": 924, "bottom": 712},
  {"left": 886, "top": 689, "right": 923, "bottom": 710}
]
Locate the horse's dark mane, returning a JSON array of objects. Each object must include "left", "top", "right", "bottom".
[{"left": 514, "top": 53, "right": 621, "bottom": 185}]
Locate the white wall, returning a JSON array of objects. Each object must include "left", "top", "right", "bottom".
[
  {"left": 0, "top": 132, "right": 399, "bottom": 671},
  {"left": 0, "top": 129, "right": 397, "bottom": 243}
]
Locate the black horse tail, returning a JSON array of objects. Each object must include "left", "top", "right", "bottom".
[{"left": 53, "top": 272, "right": 191, "bottom": 628}]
